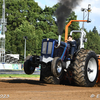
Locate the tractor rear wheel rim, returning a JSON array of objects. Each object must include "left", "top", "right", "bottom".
[{"left": 87, "top": 58, "right": 97, "bottom": 82}]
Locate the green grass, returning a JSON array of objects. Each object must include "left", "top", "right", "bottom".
[{"left": 0, "top": 74, "right": 40, "bottom": 78}]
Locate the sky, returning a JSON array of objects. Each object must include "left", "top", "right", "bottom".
[{"left": 35, "top": 0, "right": 100, "bottom": 33}]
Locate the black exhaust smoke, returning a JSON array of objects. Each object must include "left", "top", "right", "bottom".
[{"left": 55, "top": 0, "right": 82, "bottom": 35}]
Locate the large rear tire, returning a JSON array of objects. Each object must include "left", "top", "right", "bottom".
[
  {"left": 40, "top": 63, "right": 60, "bottom": 84},
  {"left": 24, "top": 56, "right": 35, "bottom": 75},
  {"left": 73, "top": 49, "right": 98, "bottom": 87}
]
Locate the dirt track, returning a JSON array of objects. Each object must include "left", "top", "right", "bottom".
[{"left": 0, "top": 78, "right": 100, "bottom": 100}]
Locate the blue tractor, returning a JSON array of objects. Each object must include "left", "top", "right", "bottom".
[
  {"left": 24, "top": 7, "right": 99, "bottom": 86},
  {"left": 24, "top": 24, "right": 98, "bottom": 87}
]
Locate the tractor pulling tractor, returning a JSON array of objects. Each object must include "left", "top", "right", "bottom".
[{"left": 24, "top": 6, "right": 100, "bottom": 87}]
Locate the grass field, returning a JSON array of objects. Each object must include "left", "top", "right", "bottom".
[{"left": 0, "top": 74, "right": 40, "bottom": 78}]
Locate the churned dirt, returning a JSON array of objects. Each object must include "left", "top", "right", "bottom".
[{"left": 0, "top": 78, "right": 100, "bottom": 100}]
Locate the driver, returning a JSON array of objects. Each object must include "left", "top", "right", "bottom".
[{"left": 67, "top": 35, "right": 77, "bottom": 59}]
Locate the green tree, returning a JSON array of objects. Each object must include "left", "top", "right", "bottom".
[
  {"left": 12, "top": 20, "right": 36, "bottom": 55},
  {"left": 92, "top": 26, "right": 98, "bottom": 34},
  {"left": 2, "top": 0, "right": 42, "bottom": 55},
  {"left": 85, "top": 30, "right": 100, "bottom": 54},
  {"left": 4, "top": 0, "right": 59, "bottom": 56},
  {"left": 36, "top": 5, "right": 58, "bottom": 35}
]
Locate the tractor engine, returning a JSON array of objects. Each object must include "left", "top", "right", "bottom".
[{"left": 40, "top": 38, "right": 69, "bottom": 63}]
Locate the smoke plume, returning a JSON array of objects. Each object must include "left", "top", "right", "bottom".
[{"left": 55, "top": 0, "right": 82, "bottom": 35}]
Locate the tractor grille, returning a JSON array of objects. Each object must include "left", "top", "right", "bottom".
[
  {"left": 42, "top": 42, "right": 53, "bottom": 55},
  {"left": 42, "top": 42, "right": 47, "bottom": 54},
  {"left": 47, "top": 42, "right": 53, "bottom": 54}
]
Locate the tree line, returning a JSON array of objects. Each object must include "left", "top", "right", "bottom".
[{"left": 0, "top": 0, "right": 100, "bottom": 57}]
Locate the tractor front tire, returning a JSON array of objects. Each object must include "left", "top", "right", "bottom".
[
  {"left": 73, "top": 49, "right": 98, "bottom": 87},
  {"left": 51, "top": 57, "right": 64, "bottom": 79},
  {"left": 24, "top": 56, "right": 35, "bottom": 75}
]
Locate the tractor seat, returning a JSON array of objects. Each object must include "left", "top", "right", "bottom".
[
  {"left": 67, "top": 39, "right": 80, "bottom": 58},
  {"left": 75, "top": 38, "right": 80, "bottom": 50}
]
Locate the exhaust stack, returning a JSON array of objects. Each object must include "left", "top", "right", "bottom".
[{"left": 55, "top": 35, "right": 61, "bottom": 48}]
